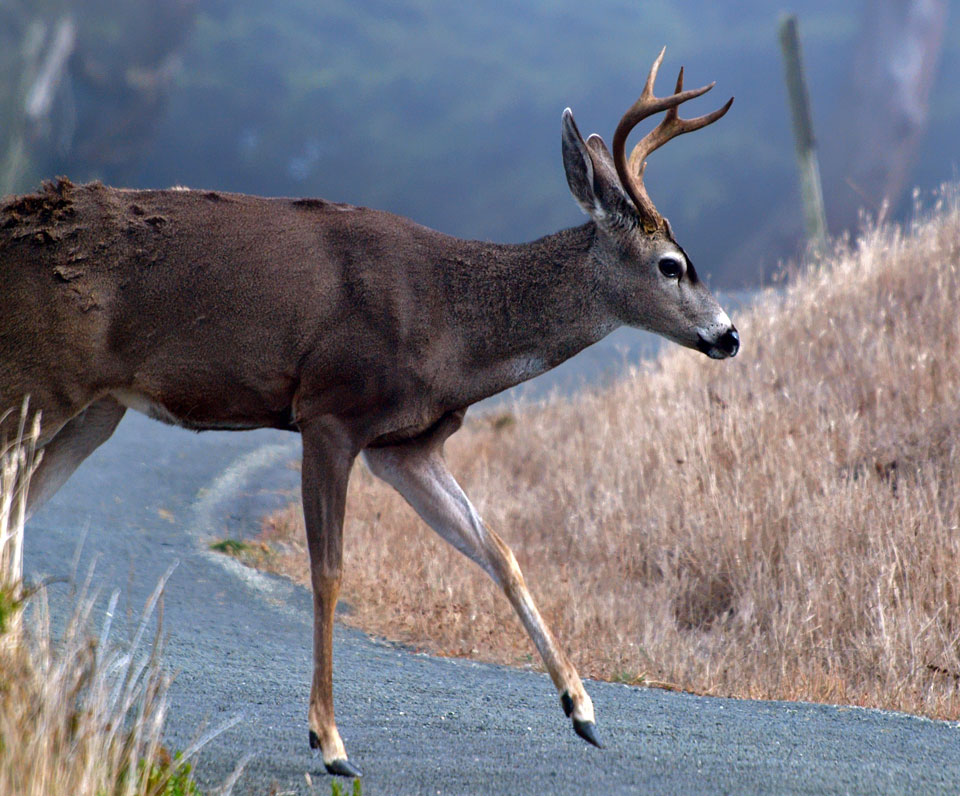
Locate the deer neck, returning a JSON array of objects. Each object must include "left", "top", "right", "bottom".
[{"left": 444, "top": 221, "right": 619, "bottom": 401}]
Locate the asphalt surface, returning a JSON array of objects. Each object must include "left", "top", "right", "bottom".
[{"left": 23, "top": 324, "right": 960, "bottom": 795}]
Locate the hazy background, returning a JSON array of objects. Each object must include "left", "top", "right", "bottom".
[{"left": 1, "top": 0, "right": 956, "bottom": 288}]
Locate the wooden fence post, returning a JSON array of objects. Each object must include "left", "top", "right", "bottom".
[{"left": 779, "top": 14, "right": 828, "bottom": 250}]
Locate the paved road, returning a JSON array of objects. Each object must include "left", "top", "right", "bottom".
[{"left": 24, "top": 357, "right": 960, "bottom": 794}]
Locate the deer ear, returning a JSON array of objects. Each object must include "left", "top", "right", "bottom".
[
  {"left": 561, "top": 108, "right": 598, "bottom": 217},
  {"left": 585, "top": 133, "right": 635, "bottom": 214},
  {"left": 562, "top": 110, "right": 635, "bottom": 224}
]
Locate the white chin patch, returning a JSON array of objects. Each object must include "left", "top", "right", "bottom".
[{"left": 697, "top": 309, "right": 733, "bottom": 343}]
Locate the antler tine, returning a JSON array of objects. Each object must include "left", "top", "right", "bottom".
[
  {"left": 663, "top": 66, "right": 685, "bottom": 123},
  {"left": 627, "top": 92, "right": 733, "bottom": 176},
  {"left": 612, "top": 49, "right": 733, "bottom": 231},
  {"left": 640, "top": 46, "right": 666, "bottom": 100}
]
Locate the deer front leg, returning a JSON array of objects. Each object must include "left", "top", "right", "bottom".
[
  {"left": 300, "top": 420, "right": 361, "bottom": 778},
  {"left": 363, "top": 441, "right": 601, "bottom": 748}
]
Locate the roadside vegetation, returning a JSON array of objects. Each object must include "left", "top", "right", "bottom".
[
  {"left": 251, "top": 189, "right": 960, "bottom": 719},
  {"left": 0, "top": 408, "right": 224, "bottom": 795}
]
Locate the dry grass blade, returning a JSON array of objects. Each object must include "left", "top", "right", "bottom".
[
  {"left": 0, "top": 397, "right": 40, "bottom": 627},
  {"left": 256, "top": 185, "right": 960, "bottom": 720}
]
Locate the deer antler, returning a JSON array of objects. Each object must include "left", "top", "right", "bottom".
[{"left": 612, "top": 47, "right": 733, "bottom": 232}]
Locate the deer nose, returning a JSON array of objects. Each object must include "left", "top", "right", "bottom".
[{"left": 717, "top": 327, "right": 740, "bottom": 357}]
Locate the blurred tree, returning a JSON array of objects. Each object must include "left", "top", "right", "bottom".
[
  {"left": 0, "top": 0, "right": 199, "bottom": 195},
  {"left": 833, "top": 0, "right": 947, "bottom": 225},
  {"left": 0, "top": 2, "right": 72, "bottom": 193},
  {"left": 63, "top": 0, "right": 198, "bottom": 182}
]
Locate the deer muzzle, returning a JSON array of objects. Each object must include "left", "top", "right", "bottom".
[{"left": 697, "top": 326, "right": 740, "bottom": 359}]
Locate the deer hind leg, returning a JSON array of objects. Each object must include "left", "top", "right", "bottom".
[
  {"left": 300, "top": 419, "right": 362, "bottom": 778},
  {"left": 363, "top": 439, "right": 601, "bottom": 748},
  {"left": 24, "top": 397, "right": 127, "bottom": 519}
]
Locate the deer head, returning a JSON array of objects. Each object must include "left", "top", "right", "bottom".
[{"left": 561, "top": 47, "right": 739, "bottom": 359}]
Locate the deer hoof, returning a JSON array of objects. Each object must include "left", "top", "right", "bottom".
[
  {"left": 573, "top": 718, "right": 603, "bottom": 748},
  {"left": 310, "top": 731, "right": 362, "bottom": 776},
  {"left": 324, "top": 758, "right": 363, "bottom": 778}
]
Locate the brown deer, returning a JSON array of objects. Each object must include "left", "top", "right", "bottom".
[{"left": 0, "top": 49, "right": 737, "bottom": 776}]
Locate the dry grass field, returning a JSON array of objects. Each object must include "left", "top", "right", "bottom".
[
  {"left": 0, "top": 411, "right": 216, "bottom": 796},
  {"left": 255, "top": 191, "right": 960, "bottom": 719}
]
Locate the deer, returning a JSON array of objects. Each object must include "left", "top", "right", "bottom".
[{"left": 0, "top": 49, "right": 738, "bottom": 776}]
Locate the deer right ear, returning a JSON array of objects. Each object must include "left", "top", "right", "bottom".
[
  {"left": 561, "top": 109, "right": 601, "bottom": 217},
  {"left": 562, "top": 109, "right": 633, "bottom": 224}
]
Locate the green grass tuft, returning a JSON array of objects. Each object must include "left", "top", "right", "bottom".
[
  {"left": 137, "top": 750, "right": 201, "bottom": 796},
  {"left": 209, "top": 538, "right": 253, "bottom": 556},
  {"left": 330, "top": 778, "right": 362, "bottom": 796}
]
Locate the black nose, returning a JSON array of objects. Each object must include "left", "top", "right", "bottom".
[{"left": 718, "top": 327, "right": 740, "bottom": 357}]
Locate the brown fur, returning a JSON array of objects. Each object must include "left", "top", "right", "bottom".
[{"left": 2, "top": 180, "right": 599, "bottom": 444}]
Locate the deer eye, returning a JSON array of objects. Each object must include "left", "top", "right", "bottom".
[{"left": 658, "top": 256, "right": 683, "bottom": 279}]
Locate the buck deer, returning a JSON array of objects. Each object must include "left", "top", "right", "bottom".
[{"left": 1, "top": 49, "right": 737, "bottom": 775}]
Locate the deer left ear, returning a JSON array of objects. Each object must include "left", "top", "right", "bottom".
[{"left": 584, "top": 133, "right": 636, "bottom": 220}]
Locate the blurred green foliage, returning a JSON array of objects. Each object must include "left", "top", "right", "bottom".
[
  {"left": 151, "top": 1, "right": 861, "bottom": 272},
  {"left": 2, "top": 1, "right": 959, "bottom": 286}
]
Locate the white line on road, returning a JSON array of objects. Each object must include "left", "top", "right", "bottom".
[{"left": 186, "top": 439, "right": 306, "bottom": 619}]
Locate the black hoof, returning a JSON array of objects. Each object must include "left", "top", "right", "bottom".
[
  {"left": 325, "top": 758, "right": 363, "bottom": 778},
  {"left": 573, "top": 718, "right": 603, "bottom": 749}
]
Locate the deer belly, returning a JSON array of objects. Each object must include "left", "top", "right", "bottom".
[
  {"left": 111, "top": 389, "right": 269, "bottom": 431},
  {"left": 113, "top": 390, "right": 184, "bottom": 426}
]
